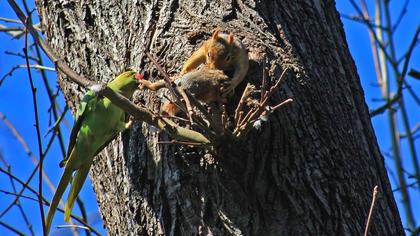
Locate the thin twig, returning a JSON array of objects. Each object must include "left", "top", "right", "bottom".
[
  {"left": 23, "top": 15, "right": 46, "bottom": 235},
  {"left": 7, "top": 0, "right": 94, "bottom": 87},
  {"left": 43, "top": 129, "right": 60, "bottom": 158},
  {"left": 179, "top": 89, "right": 220, "bottom": 137},
  {"left": 19, "top": 64, "right": 56, "bottom": 71},
  {"left": 162, "top": 94, "right": 189, "bottom": 117},
  {"left": 246, "top": 68, "right": 289, "bottom": 123},
  {"left": 392, "top": 181, "right": 418, "bottom": 193},
  {"left": 0, "top": 189, "right": 42, "bottom": 202},
  {"left": 7, "top": 0, "right": 211, "bottom": 145},
  {"left": 261, "top": 60, "right": 267, "bottom": 101},
  {"left": 270, "top": 98, "right": 294, "bottom": 111},
  {"left": 0, "top": 167, "right": 48, "bottom": 205},
  {"left": 369, "top": 23, "right": 420, "bottom": 116},
  {"left": 382, "top": 1, "right": 420, "bottom": 226},
  {"left": 178, "top": 87, "right": 195, "bottom": 124},
  {"left": 221, "top": 105, "right": 227, "bottom": 132},
  {"left": 145, "top": 52, "right": 204, "bottom": 127},
  {"left": 409, "top": 69, "right": 420, "bottom": 79},
  {"left": 0, "top": 156, "right": 35, "bottom": 236},
  {"left": 236, "top": 107, "right": 255, "bottom": 131},
  {"left": 183, "top": 89, "right": 219, "bottom": 132},
  {"left": 0, "top": 112, "right": 57, "bottom": 194},
  {"left": 56, "top": 225, "right": 91, "bottom": 230},
  {"left": 143, "top": 54, "right": 219, "bottom": 136},
  {"left": 0, "top": 16, "right": 22, "bottom": 24},
  {"left": 99, "top": 86, "right": 211, "bottom": 143},
  {"left": 360, "top": 11, "right": 420, "bottom": 117},
  {"left": 145, "top": 52, "right": 181, "bottom": 100},
  {"left": 0, "top": 64, "right": 55, "bottom": 86},
  {"left": 157, "top": 140, "right": 206, "bottom": 146},
  {"left": 166, "top": 115, "right": 190, "bottom": 122},
  {"left": 45, "top": 105, "right": 69, "bottom": 138},
  {"left": 234, "top": 69, "right": 292, "bottom": 138},
  {"left": 234, "top": 83, "right": 254, "bottom": 126},
  {"left": 0, "top": 25, "right": 25, "bottom": 38},
  {"left": 22, "top": 1, "right": 68, "bottom": 159},
  {"left": 0, "top": 163, "right": 42, "bottom": 217},
  {"left": 0, "top": 129, "right": 58, "bottom": 217},
  {"left": 392, "top": 0, "right": 410, "bottom": 32},
  {"left": 235, "top": 99, "right": 293, "bottom": 138},
  {"left": 400, "top": 123, "right": 420, "bottom": 139},
  {"left": 0, "top": 221, "right": 26, "bottom": 236},
  {"left": 349, "top": 0, "right": 397, "bottom": 67},
  {"left": 364, "top": 186, "right": 379, "bottom": 236},
  {"left": 5, "top": 50, "right": 39, "bottom": 61},
  {"left": 0, "top": 167, "right": 102, "bottom": 236},
  {"left": 340, "top": 14, "right": 387, "bottom": 30},
  {"left": 75, "top": 197, "right": 90, "bottom": 236}
]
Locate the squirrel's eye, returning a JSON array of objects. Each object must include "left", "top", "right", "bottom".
[
  {"left": 207, "top": 52, "right": 211, "bottom": 58},
  {"left": 225, "top": 55, "right": 232, "bottom": 62}
]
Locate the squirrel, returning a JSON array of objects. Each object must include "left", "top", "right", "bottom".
[
  {"left": 139, "top": 67, "right": 229, "bottom": 116},
  {"left": 180, "top": 29, "right": 249, "bottom": 96}
]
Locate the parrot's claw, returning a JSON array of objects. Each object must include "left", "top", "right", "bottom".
[{"left": 125, "top": 119, "right": 134, "bottom": 129}]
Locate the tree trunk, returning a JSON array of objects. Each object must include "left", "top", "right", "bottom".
[{"left": 37, "top": 0, "right": 403, "bottom": 235}]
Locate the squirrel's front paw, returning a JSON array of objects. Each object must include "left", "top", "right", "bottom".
[
  {"left": 221, "top": 85, "right": 235, "bottom": 97},
  {"left": 220, "top": 79, "right": 232, "bottom": 88}
]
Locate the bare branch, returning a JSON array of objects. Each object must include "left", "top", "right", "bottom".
[
  {"left": 7, "top": 0, "right": 94, "bottom": 87},
  {"left": 23, "top": 15, "right": 46, "bottom": 234},
  {"left": 0, "top": 112, "right": 57, "bottom": 194},
  {"left": 233, "top": 69, "right": 292, "bottom": 138},
  {"left": 0, "top": 156, "right": 35, "bottom": 236},
  {"left": 0, "top": 221, "right": 26, "bottom": 236},
  {"left": 408, "top": 69, "right": 420, "bottom": 80},
  {"left": 0, "top": 167, "right": 102, "bottom": 235},
  {"left": 369, "top": 24, "right": 420, "bottom": 116},
  {"left": 98, "top": 86, "right": 211, "bottom": 144},
  {"left": 0, "top": 16, "right": 23, "bottom": 24},
  {"left": 364, "top": 186, "right": 379, "bottom": 236},
  {"left": 392, "top": 0, "right": 410, "bottom": 32},
  {"left": 340, "top": 14, "right": 388, "bottom": 30},
  {"left": 7, "top": 0, "right": 211, "bottom": 145}
]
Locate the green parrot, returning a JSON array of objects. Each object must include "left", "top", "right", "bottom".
[{"left": 46, "top": 70, "right": 143, "bottom": 234}]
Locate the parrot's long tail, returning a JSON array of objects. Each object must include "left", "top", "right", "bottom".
[
  {"left": 64, "top": 163, "right": 91, "bottom": 222},
  {"left": 46, "top": 166, "right": 73, "bottom": 235}
]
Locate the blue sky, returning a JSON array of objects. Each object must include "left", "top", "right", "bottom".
[
  {"left": 0, "top": 1, "right": 419, "bottom": 235},
  {"left": 337, "top": 0, "right": 420, "bottom": 232}
]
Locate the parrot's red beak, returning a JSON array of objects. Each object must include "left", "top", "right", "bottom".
[{"left": 135, "top": 73, "right": 144, "bottom": 81}]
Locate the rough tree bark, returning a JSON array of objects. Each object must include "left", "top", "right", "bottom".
[{"left": 37, "top": 0, "right": 403, "bottom": 235}]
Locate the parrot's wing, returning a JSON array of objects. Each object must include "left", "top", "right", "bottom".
[
  {"left": 63, "top": 129, "right": 122, "bottom": 221},
  {"left": 60, "top": 91, "right": 98, "bottom": 167},
  {"left": 91, "top": 109, "right": 129, "bottom": 158},
  {"left": 95, "top": 133, "right": 118, "bottom": 156},
  {"left": 62, "top": 110, "right": 128, "bottom": 221}
]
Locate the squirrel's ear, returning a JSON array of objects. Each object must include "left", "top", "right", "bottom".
[
  {"left": 212, "top": 29, "right": 220, "bottom": 39},
  {"left": 227, "top": 33, "right": 234, "bottom": 44}
]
